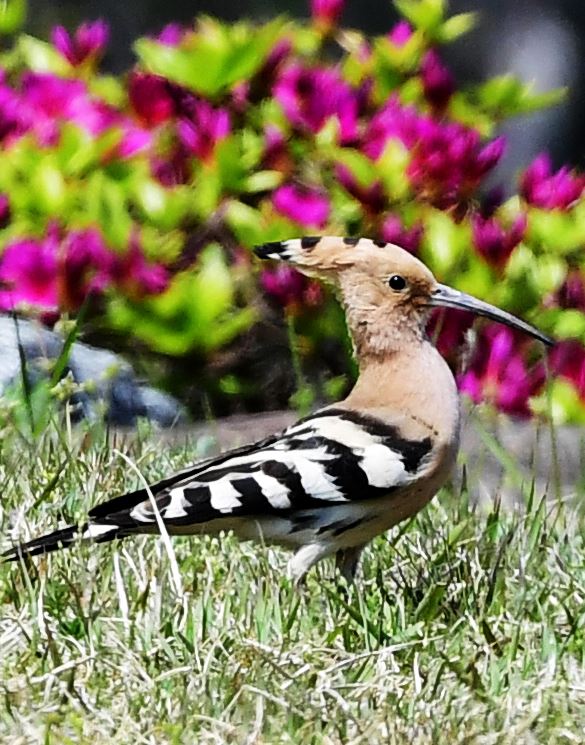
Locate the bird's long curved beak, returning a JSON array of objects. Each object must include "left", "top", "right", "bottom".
[{"left": 428, "top": 284, "right": 554, "bottom": 347}]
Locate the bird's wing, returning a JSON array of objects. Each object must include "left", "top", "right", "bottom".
[{"left": 89, "top": 407, "right": 433, "bottom": 533}]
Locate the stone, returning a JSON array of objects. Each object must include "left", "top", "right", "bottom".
[{"left": 0, "top": 315, "right": 186, "bottom": 427}]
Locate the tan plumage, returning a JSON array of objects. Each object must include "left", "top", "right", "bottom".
[{"left": 3, "top": 237, "right": 553, "bottom": 584}]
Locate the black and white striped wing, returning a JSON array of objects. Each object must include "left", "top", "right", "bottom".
[{"left": 91, "top": 408, "right": 433, "bottom": 534}]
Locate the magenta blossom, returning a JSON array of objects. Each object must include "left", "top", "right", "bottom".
[
  {"left": 458, "top": 325, "right": 544, "bottom": 416},
  {"left": 550, "top": 341, "right": 585, "bottom": 400},
  {"left": 420, "top": 50, "right": 454, "bottom": 110},
  {"left": 311, "top": 0, "right": 345, "bottom": 29},
  {"left": 336, "top": 164, "right": 385, "bottom": 213},
  {"left": 274, "top": 63, "right": 358, "bottom": 144},
  {"left": 156, "top": 23, "right": 184, "bottom": 46},
  {"left": 51, "top": 20, "right": 109, "bottom": 67},
  {"left": 111, "top": 235, "right": 169, "bottom": 299},
  {"left": 262, "top": 125, "right": 292, "bottom": 173},
  {"left": 388, "top": 20, "right": 413, "bottom": 46},
  {"left": 273, "top": 184, "right": 330, "bottom": 228},
  {"left": 151, "top": 145, "right": 192, "bottom": 186},
  {"left": 0, "top": 80, "right": 31, "bottom": 144},
  {"left": 472, "top": 213, "right": 526, "bottom": 269},
  {"left": 21, "top": 73, "right": 121, "bottom": 142},
  {"left": 261, "top": 265, "right": 307, "bottom": 306},
  {"left": 129, "top": 73, "right": 177, "bottom": 127},
  {"left": 177, "top": 98, "right": 230, "bottom": 161},
  {"left": 0, "top": 237, "right": 58, "bottom": 310},
  {"left": 380, "top": 214, "right": 423, "bottom": 254},
  {"left": 428, "top": 308, "right": 475, "bottom": 359},
  {"left": 115, "top": 125, "right": 152, "bottom": 159},
  {"left": 363, "top": 97, "right": 505, "bottom": 208},
  {"left": 554, "top": 270, "right": 585, "bottom": 311},
  {"left": 59, "top": 228, "right": 114, "bottom": 310},
  {"left": 520, "top": 153, "right": 585, "bottom": 210},
  {"left": 0, "top": 194, "right": 10, "bottom": 229}
]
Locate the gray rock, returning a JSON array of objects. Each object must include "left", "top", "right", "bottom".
[{"left": 0, "top": 315, "right": 186, "bottom": 427}]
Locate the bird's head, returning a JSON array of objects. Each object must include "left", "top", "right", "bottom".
[{"left": 254, "top": 236, "right": 553, "bottom": 358}]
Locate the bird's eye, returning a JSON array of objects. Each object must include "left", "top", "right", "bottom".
[{"left": 388, "top": 275, "right": 407, "bottom": 291}]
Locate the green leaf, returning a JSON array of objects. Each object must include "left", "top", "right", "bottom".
[
  {"left": 420, "top": 209, "right": 468, "bottom": 276},
  {"left": 550, "top": 309, "right": 585, "bottom": 342},
  {"left": 216, "top": 137, "right": 248, "bottom": 192},
  {"left": 394, "top": 0, "right": 445, "bottom": 32},
  {"left": 225, "top": 200, "right": 264, "bottom": 246},
  {"left": 31, "top": 158, "right": 67, "bottom": 215},
  {"left": 529, "top": 209, "right": 585, "bottom": 256},
  {"left": 0, "top": 0, "right": 26, "bottom": 35},
  {"left": 415, "top": 583, "right": 447, "bottom": 622},
  {"left": 84, "top": 173, "right": 133, "bottom": 249},
  {"left": 243, "top": 170, "right": 282, "bottom": 193},
  {"left": 108, "top": 245, "right": 255, "bottom": 355},
  {"left": 377, "top": 140, "right": 411, "bottom": 200},
  {"left": 17, "top": 34, "right": 70, "bottom": 74},
  {"left": 132, "top": 178, "right": 191, "bottom": 230},
  {"left": 134, "top": 19, "right": 285, "bottom": 97},
  {"left": 333, "top": 148, "right": 378, "bottom": 189},
  {"left": 531, "top": 379, "right": 585, "bottom": 425},
  {"left": 436, "top": 12, "right": 476, "bottom": 42},
  {"left": 474, "top": 75, "right": 566, "bottom": 118}
]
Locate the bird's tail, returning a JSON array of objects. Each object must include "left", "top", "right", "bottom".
[{"left": 2, "top": 521, "right": 120, "bottom": 562}]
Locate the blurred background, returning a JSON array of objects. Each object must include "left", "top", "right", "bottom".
[
  {"left": 25, "top": 0, "right": 585, "bottom": 179},
  {"left": 1, "top": 0, "right": 583, "bottom": 428}
]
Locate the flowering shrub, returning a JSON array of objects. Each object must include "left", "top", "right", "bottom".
[{"left": 0, "top": 0, "right": 584, "bottom": 420}]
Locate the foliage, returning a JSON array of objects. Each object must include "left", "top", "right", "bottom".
[
  {"left": 0, "top": 0, "right": 583, "bottom": 419},
  {"left": 0, "top": 420, "right": 584, "bottom": 741}
]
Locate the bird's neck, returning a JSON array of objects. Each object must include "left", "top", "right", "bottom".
[{"left": 345, "top": 340, "right": 461, "bottom": 445}]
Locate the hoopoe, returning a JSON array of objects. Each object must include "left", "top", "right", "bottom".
[{"left": 3, "top": 237, "right": 553, "bottom": 582}]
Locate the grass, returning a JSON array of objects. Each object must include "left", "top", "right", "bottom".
[{"left": 0, "top": 417, "right": 584, "bottom": 744}]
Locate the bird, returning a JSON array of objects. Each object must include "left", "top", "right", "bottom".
[{"left": 2, "top": 236, "right": 553, "bottom": 583}]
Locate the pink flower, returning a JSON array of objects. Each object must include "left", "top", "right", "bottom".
[
  {"left": 22, "top": 73, "right": 118, "bottom": 141},
  {"left": 520, "top": 153, "right": 585, "bottom": 210},
  {"left": 388, "top": 21, "right": 413, "bottom": 46},
  {"left": 0, "top": 237, "right": 58, "bottom": 310},
  {"left": 458, "top": 326, "right": 544, "bottom": 416},
  {"left": 311, "top": 0, "right": 345, "bottom": 29},
  {"left": 151, "top": 143, "right": 193, "bottom": 186},
  {"left": 111, "top": 235, "right": 169, "bottom": 299},
  {"left": 261, "top": 265, "right": 307, "bottom": 306},
  {"left": 257, "top": 39, "right": 293, "bottom": 86},
  {"left": 156, "top": 23, "right": 184, "bottom": 46},
  {"left": 274, "top": 63, "right": 358, "bottom": 144},
  {"left": 116, "top": 125, "right": 152, "bottom": 159},
  {"left": 335, "top": 164, "right": 385, "bottom": 213},
  {"left": 364, "top": 98, "right": 505, "bottom": 208},
  {"left": 177, "top": 98, "right": 230, "bottom": 161},
  {"left": 0, "top": 81, "right": 30, "bottom": 143},
  {"left": 273, "top": 184, "right": 330, "bottom": 228},
  {"left": 472, "top": 213, "right": 526, "bottom": 269},
  {"left": 51, "top": 20, "right": 109, "bottom": 67},
  {"left": 0, "top": 194, "right": 11, "bottom": 229},
  {"left": 129, "top": 73, "right": 177, "bottom": 127},
  {"left": 59, "top": 228, "right": 114, "bottom": 310},
  {"left": 262, "top": 125, "right": 292, "bottom": 172},
  {"left": 428, "top": 308, "right": 475, "bottom": 358},
  {"left": 550, "top": 341, "right": 585, "bottom": 399},
  {"left": 380, "top": 214, "right": 423, "bottom": 254},
  {"left": 555, "top": 271, "right": 585, "bottom": 310},
  {"left": 420, "top": 50, "right": 454, "bottom": 110}
]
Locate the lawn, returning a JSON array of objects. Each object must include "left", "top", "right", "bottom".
[{"left": 1, "top": 420, "right": 584, "bottom": 744}]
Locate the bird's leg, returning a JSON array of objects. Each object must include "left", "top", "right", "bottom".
[
  {"left": 335, "top": 545, "right": 364, "bottom": 584},
  {"left": 287, "top": 543, "right": 330, "bottom": 588}
]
